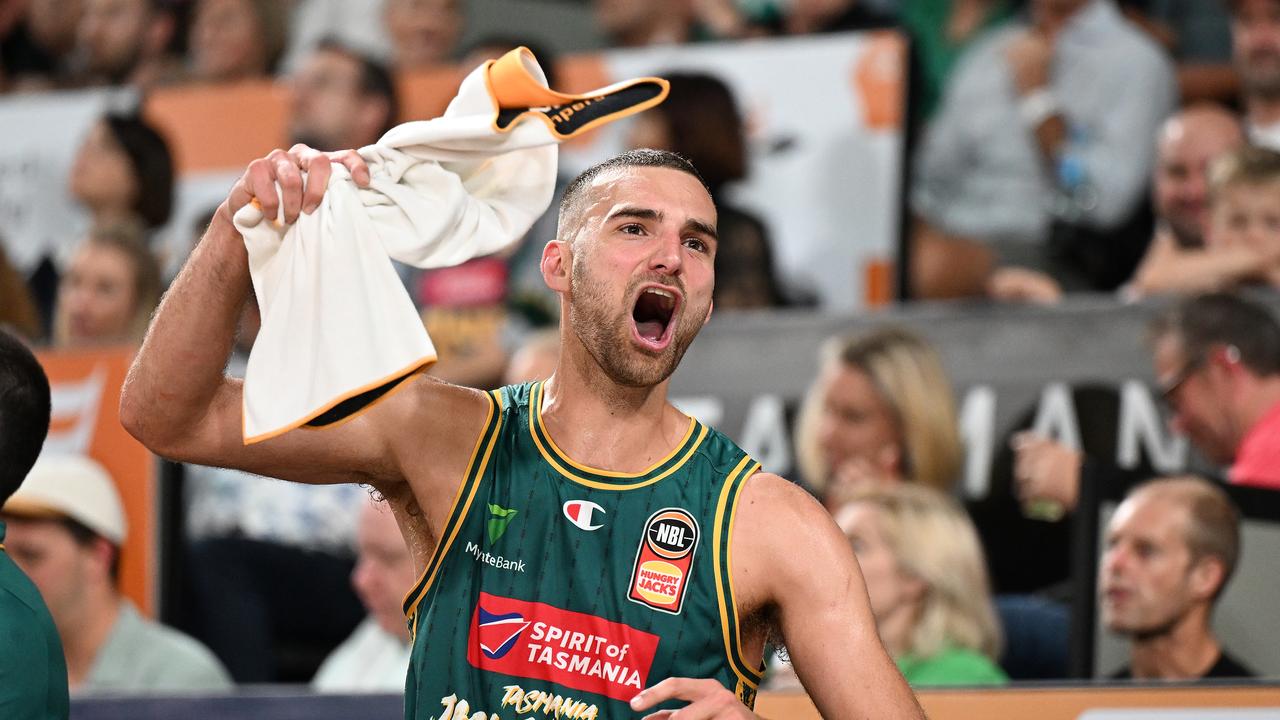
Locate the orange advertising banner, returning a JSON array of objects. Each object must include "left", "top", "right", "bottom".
[{"left": 35, "top": 345, "right": 156, "bottom": 616}]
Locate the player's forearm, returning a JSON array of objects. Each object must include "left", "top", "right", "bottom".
[{"left": 120, "top": 207, "right": 249, "bottom": 450}]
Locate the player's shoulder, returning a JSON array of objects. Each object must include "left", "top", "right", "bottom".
[{"left": 736, "top": 471, "right": 831, "bottom": 534}]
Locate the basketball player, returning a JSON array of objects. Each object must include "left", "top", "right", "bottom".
[{"left": 121, "top": 145, "right": 923, "bottom": 719}]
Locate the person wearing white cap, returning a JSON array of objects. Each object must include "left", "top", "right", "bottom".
[
  {"left": 0, "top": 328, "right": 69, "bottom": 720},
  {"left": 2, "top": 454, "right": 233, "bottom": 694}
]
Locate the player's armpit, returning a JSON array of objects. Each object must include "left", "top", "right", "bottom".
[{"left": 731, "top": 474, "right": 925, "bottom": 720}]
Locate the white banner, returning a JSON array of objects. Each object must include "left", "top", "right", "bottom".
[{"left": 563, "top": 32, "right": 906, "bottom": 311}]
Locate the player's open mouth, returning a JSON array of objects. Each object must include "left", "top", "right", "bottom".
[{"left": 630, "top": 284, "right": 680, "bottom": 352}]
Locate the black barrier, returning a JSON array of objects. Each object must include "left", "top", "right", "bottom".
[{"left": 74, "top": 690, "right": 403, "bottom": 720}]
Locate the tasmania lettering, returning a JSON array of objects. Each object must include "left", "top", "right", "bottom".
[{"left": 467, "top": 592, "right": 660, "bottom": 702}]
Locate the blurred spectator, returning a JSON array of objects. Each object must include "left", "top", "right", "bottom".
[
  {"left": 594, "top": 0, "right": 696, "bottom": 46},
  {"left": 626, "top": 72, "right": 788, "bottom": 310},
  {"left": 278, "top": 0, "right": 392, "bottom": 74},
  {"left": 69, "top": 113, "right": 175, "bottom": 232},
  {"left": 2, "top": 454, "right": 233, "bottom": 692},
  {"left": 52, "top": 222, "right": 160, "bottom": 348},
  {"left": 1101, "top": 476, "right": 1254, "bottom": 679},
  {"left": 1, "top": 0, "right": 84, "bottom": 91},
  {"left": 782, "top": 0, "right": 896, "bottom": 34},
  {"left": 795, "top": 327, "right": 963, "bottom": 508},
  {"left": 1152, "top": 292, "right": 1280, "bottom": 490},
  {"left": 1202, "top": 145, "right": 1280, "bottom": 287},
  {"left": 1128, "top": 105, "right": 1250, "bottom": 296},
  {"left": 0, "top": 242, "right": 42, "bottom": 341},
  {"left": 913, "top": 0, "right": 1175, "bottom": 287},
  {"left": 825, "top": 484, "right": 1006, "bottom": 686},
  {"left": 502, "top": 328, "right": 560, "bottom": 386},
  {"left": 900, "top": 0, "right": 1018, "bottom": 121},
  {"left": 1232, "top": 0, "right": 1280, "bottom": 149},
  {"left": 997, "top": 104, "right": 1250, "bottom": 301},
  {"left": 288, "top": 39, "right": 398, "bottom": 151},
  {"left": 181, "top": 291, "right": 367, "bottom": 683},
  {"left": 383, "top": 0, "right": 461, "bottom": 69},
  {"left": 73, "top": 0, "right": 179, "bottom": 88},
  {"left": 1016, "top": 292, "right": 1280, "bottom": 514},
  {"left": 1120, "top": 0, "right": 1239, "bottom": 104},
  {"left": 0, "top": 328, "right": 68, "bottom": 718},
  {"left": 186, "top": 0, "right": 287, "bottom": 83},
  {"left": 312, "top": 498, "right": 413, "bottom": 693}
]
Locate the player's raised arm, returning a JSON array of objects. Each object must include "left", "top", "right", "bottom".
[{"left": 119, "top": 145, "right": 488, "bottom": 488}]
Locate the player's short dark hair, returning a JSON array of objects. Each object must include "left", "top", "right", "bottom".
[
  {"left": 556, "top": 149, "right": 707, "bottom": 242},
  {"left": 315, "top": 37, "right": 400, "bottom": 137},
  {"left": 1150, "top": 292, "right": 1280, "bottom": 376},
  {"left": 0, "top": 329, "right": 51, "bottom": 506}
]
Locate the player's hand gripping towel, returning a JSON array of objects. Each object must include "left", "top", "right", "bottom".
[{"left": 234, "top": 48, "right": 667, "bottom": 443}]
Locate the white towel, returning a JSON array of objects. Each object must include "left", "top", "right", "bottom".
[{"left": 234, "top": 48, "right": 667, "bottom": 443}]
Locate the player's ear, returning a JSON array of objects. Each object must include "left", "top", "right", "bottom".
[
  {"left": 703, "top": 299, "right": 713, "bottom": 325},
  {"left": 542, "top": 239, "right": 571, "bottom": 293}
]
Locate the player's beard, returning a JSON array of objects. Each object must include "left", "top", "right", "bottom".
[{"left": 567, "top": 254, "right": 708, "bottom": 388}]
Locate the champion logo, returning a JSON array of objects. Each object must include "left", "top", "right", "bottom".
[
  {"left": 562, "top": 500, "right": 605, "bottom": 531},
  {"left": 476, "top": 606, "right": 530, "bottom": 660}
]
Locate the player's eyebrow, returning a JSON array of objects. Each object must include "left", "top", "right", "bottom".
[{"left": 607, "top": 207, "right": 718, "bottom": 241}]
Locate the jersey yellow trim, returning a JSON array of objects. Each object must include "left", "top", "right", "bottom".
[
  {"left": 531, "top": 381, "right": 697, "bottom": 479},
  {"left": 713, "top": 456, "right": 764, "bottom": 689},
  {"left": 726, "top": 462, "right": 763, "bottom": 678},
  {"left": 402, "top": 390, "right": 502, "bottom": 621},
  {"left": 531, "top": 416, "right": 708, "bottom": 491}
]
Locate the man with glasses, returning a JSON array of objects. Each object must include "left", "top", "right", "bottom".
[
  {"left": 1152, "top": 292, "right": 1280, "bottom": 489},
  {"left": 1015, "top": 291, "right": 1280, "bottom": 511}
]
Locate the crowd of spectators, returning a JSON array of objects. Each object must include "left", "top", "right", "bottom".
[{"left": 1, "top": 0, "right": 1279, "bottom": 701}]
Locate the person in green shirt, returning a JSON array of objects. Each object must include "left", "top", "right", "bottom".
[
  {"left": 836, "top": 483, "right": 1009, "bottom": 687},
  {"left": 0, "top": 329, "right": 69, "bottom": 720}
]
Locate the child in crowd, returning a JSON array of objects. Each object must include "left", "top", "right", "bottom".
[{"left": 1205, "top": 146, "right": 1280, "bottom": 288}]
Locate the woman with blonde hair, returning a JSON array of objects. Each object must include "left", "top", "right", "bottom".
[
  {"left": 795, "top": 326, "right": 963, "bottom": 507},
  {"left": 53, "top": 222, "right": 162, "bottom": 348},
  {"left": 837, "top": 483, "right": 1006, "bottom": 685}
]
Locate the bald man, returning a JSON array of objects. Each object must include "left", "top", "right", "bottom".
[
  {"left": 1101, "top": 477, "right": 1254, "bottom": 680},
  {"left": 1127, "top": 105, "right": 1254, "bottom": 296},
  {"left": 992, "top": 104, "right": 1248, "bottom": 302}
]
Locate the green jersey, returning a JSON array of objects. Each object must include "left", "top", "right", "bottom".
[
  {"left": 0, "top": 521, "right": 70, "bottom": 720},
  {"left": 403, "top": 382, "right": 764, "bottom": 719}
]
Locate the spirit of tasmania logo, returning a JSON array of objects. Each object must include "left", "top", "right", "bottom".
[{"left": 466, "top": 592, "right": 660, "bottom": 702}]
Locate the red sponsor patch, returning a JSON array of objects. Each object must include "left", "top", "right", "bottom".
[
  {"left": 628, "top": 508, "right": 699, "bottom": 615},
  {"left": 466, "top": 592, "right": 660, "bottom": 702}
]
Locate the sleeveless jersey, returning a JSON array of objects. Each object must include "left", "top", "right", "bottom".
[{"left": 402, "top": 381, "right": 764, "bottom": 719}]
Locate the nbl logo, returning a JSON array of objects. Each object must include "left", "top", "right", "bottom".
[
  {"left": 628, "top": 508, "right": 699, "bottom": 615},
  {"left": 647, "top": 514, "right": 695, "bottom": 557}
]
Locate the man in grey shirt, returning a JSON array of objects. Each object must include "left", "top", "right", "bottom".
[
  {"left": 913, "top": 0, "right": 1176, "bottom": 276},
  {"left": 2, "top": 454, "right": 232, "bottom": 693}
]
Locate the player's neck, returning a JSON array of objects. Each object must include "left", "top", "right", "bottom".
[
  {"left": 1128, "top": 605, "right": 1218, "bottom": 680},
  {"left": 541, "top": 356, "right": 686, "bottom": 474}
]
